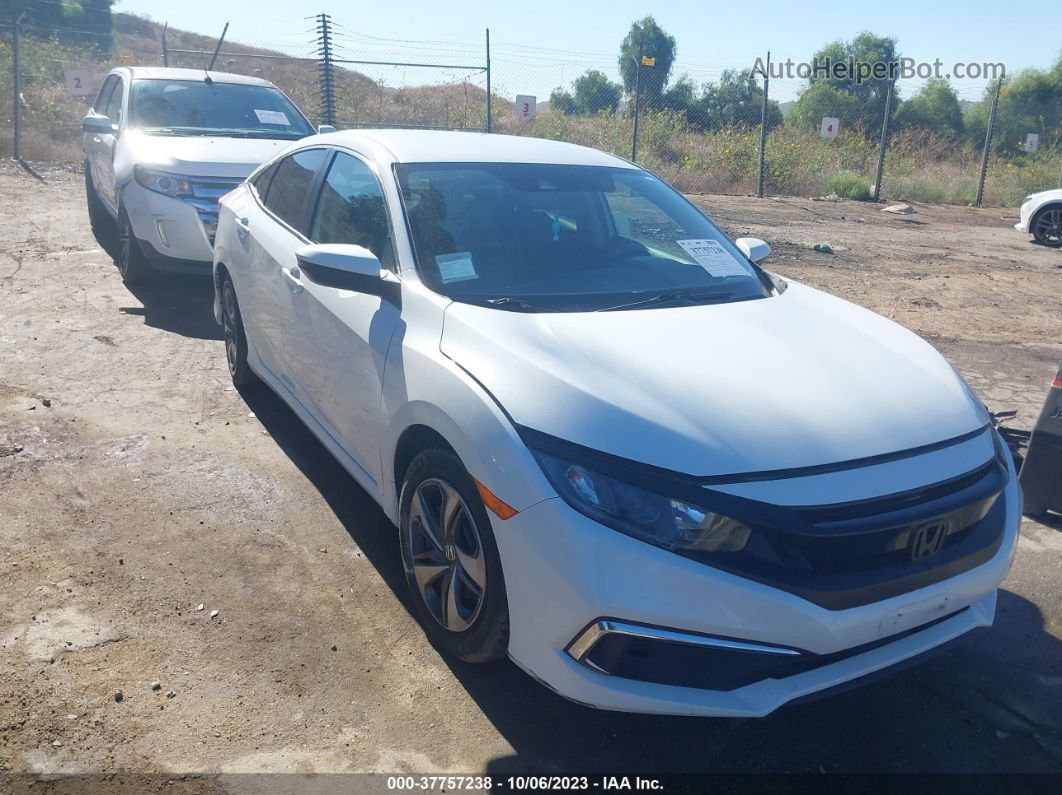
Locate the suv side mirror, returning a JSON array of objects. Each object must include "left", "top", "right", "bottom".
[
  {"left": 295, "top": 244, "right": 399, "bottom": 304},
  {"left": 82, "top": 113, "right": 115, "bottom": 135},
  {"left": 735, "top": 237, "right": 770, "bottom": 264},
  {"left": 317, "top": 124, "right": 337, "bottom": 134}
]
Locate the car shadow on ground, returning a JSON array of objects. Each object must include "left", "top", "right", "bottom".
[
  {"left": 240, "top": 382, "right": 1062, "bottom": 774},
  {"left": 118, "top": 274, "right": 222, "bottom": 341}
]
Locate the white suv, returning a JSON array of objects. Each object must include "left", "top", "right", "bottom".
[
  {"left": 81, "top": 67, "right": 318, "bottom": 284},
  {"left": 213, "top": 130, "right": 1020, "bottom": 716}
]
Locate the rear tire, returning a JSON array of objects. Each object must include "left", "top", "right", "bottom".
[
  {"left": 116, "top": 205, "right": 154, "bottom": 285},
  {"left": 399, "top": 448, "right": 509, "bottom": 663},
  {"left": 220, "top": 276, "right": 260, "bottom": 387},
  {"left": 1031, "top": 205, "right": 1062, "bottom": 247}
]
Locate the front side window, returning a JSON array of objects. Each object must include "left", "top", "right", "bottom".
[
  {"left": 94, "top": 75, "right": 117, "bottom": 117},
  {"left": 396, "top": 163, "right": 768, "bottom": 311},
  {"left": 129, "top": 79, "right": 314, "bottom": 139},
  {"left": 310, "top": 152, "right": 394, "bottom": 268},
  {"left": 101, "top": 76, "right": 123, "bottom": 125},
  {"left": 262, "top": 149, "right": 328, "bottom": 232}
]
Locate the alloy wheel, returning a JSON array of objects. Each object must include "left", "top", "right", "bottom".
[
  {"left": 222, "top": 283, "right": 240, "bottom": 376},
  {"left": 405, "top": 478, "right": 487, "bottom": 632},
  {"left": 1034, "top": 208, "right": 1062, "bottom": 246}
]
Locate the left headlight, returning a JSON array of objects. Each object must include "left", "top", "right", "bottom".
[
  {"left": 532, "top": 450, "right": 751, "bottom": 553},
  {"left": 134, "top": 165, "right": 193, "bottom": 198}
]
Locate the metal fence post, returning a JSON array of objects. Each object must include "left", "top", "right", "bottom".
[
  {"left": 974, "top": 79, "right": 1002, "bottom": 208},
  {"left": 162, "top": 22, "right": 169, "bottom": 66},
  {"left": 315, "top": 13, "right": 336, "bottom": 127},
  {"left": 630, "top": 52, "right": 642, "bottom": 163},
  {"left": 871, "top": 79, "right": 894, "bottom": 202},
  {"left": 485, "top": 28, "right": 491, "bottom": 133},
  {"left": 756, "top": 51, "right": 770, "bottom": 198},
  {"left": 12, "top": 12, "right": 24, "bottom": 162}
]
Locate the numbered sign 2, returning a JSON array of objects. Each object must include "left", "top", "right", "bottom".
[
  {"left": 64, "top": 69, "right": 91, "bottom": 98},
  {"left": 820, "top": 117, "right": 840, "bottom": 140},
  {"left": 513, "top": 95, "right": 537, "bottom": 121},
  {"left": 1024, "top": 133, "right": 1039, "bottom": 154}
]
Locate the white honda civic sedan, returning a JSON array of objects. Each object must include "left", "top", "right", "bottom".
[{"left": 212, "top": 130, "right": 1020, "bottom": 716}]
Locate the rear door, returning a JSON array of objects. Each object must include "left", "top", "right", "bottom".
[
  {"left": 283, "top": 149, "right": 402, "bottom": 487},
  {"left": 240, "top": 147, "right": 329, "bottom": 389}
]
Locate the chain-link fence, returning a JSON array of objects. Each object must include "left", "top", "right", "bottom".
[{"left": 3, "top": 9, "right": 1061, "bottom": 208}]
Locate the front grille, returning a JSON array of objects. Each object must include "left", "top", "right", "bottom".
[
  {"left": 185, "top": 177, "right": 243, "bottom": 245},
  {"left": 686, "top": 456, "right": 1009, "bottom": 610}
]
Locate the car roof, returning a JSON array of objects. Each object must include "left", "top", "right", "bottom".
[
  {"left": 118, "top": 67, "right": 275, "bottom": 87},
  {"left": 318, "top": 129, "right": 637, "bottom": 168}
]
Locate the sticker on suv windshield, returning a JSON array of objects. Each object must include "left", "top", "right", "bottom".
[
  {"left": 254, "top": 109, "right": 290, "bottom": 126},
  {"left": 676, "top": 239, "right": 749, "bottom": 278},
  {"left": 436, "top": 252, "right": 478, "bottom": 283}
]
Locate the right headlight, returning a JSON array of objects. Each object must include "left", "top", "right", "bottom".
[{"left": 532, "top": 450, "right": 751, "bottom": 553}]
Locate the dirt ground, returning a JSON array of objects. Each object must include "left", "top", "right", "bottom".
[{"left": 1, "top": 163, "right": 1060, "bottom": 783}]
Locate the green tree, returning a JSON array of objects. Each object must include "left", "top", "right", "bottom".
[
  {"left": 572, "top": 70, "right": 622, "bottom": 114},
  {"left": 966, "top": 60, "right": 1062, "bottom": 152},
  {"left": 2, "top": 0, "right": 116, "bottom": 53},
  {"left": 788, "top": 80, "right": 861, "bottom": 132},
  {"left": 618, "top": 16, "right": 676, "bottom": 108},
  {"left": 894, "top": 78, "right": 964, "bottom": 139},
  {"left": 548, "top": 87, "right": 577, "bottom": 116},
  {"left": 806, "top": 32, "right": 899, "bottom": 133},
  {"left": 691, "top": 69, "right": 782, "bottom": 132}
]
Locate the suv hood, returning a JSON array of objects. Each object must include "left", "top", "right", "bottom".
[
  {"left": 441, "top": 281, "right": 989, "bottom": 477},
  {"left": 119, "top": 130, "right": 296, "bottom": 178}
]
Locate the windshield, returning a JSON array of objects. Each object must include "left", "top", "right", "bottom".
[
  {"left": 395, "top": 162, "right": 769, "bottom": 311},
  {"left": 129, "top": 79, "right": 314, "bottom": 139}
]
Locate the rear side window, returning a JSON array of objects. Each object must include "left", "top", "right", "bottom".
[
  {"left": 309, "top": 152, "right": 394, "bottom": 267},
  {"left": 262, "top": 149, "right": 328, "bottom": 232},
  {"left": 251, "top": 161, "right": 279, "bottom": 202}
]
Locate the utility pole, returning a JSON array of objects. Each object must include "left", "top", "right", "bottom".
[
  {"left": 631, "top": 52, "right": 643, "bottom": 162},
  {"left": 974, "top": 79, "right": 1002, "bottom": 208},
  {"left": 13, "top": 12, "right": 24, "bottom": 162},
  {"left": 485, "top": 28, "right": 492, "bottom": 133},
  {"left": 756, "top": 51, "right": 770, "bottom": 198},
  {"left": 316, "top": 13, "right": 336, "bottom": 127},
  {"left": 871, "top": 79, "right": 894, "bottom": 202}
]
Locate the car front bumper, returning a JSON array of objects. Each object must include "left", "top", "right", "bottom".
[
  {"left": 1015, "top": 199, "right": 1034, "bottom": 232},
  {"left": 122, "top": 179, "right": 239, "bottom": 274},
  {"left": 494, "top": 456, "right": 1021, "bottom": 717}
]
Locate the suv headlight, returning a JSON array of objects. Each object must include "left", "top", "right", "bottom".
[
  {"left": 134, "top": 165, "right": 193, "bottom": 198},
  {"left": 532, "top": 450, "right": 751, "bottom": 553}
]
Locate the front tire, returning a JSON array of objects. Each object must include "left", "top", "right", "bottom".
[
  {"left": 116, "top": 205, "right": 154, "bottom": 285},
  {"left": 399, "top": 448, "right": 509, "bottom": 663},
  {"left": 220, "top": 276, "right": 260, "bottom": 387},
  {"left": 1031, "top": 205, "right": 1062, "bottom": 247}
]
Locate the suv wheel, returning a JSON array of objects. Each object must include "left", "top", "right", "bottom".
[
  {"left": 399, "top": 448, "right": 509, "bottom": 662},
  {"left": 116, "top": 205, "right": 153, "bottom": 285}
]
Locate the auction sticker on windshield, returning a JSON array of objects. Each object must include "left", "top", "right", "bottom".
[
  {"left": 254, "top": 109, "right": 290, "bottom": 126},
  {"left": 677, "top": 239, "right": 748, "bottom": 277},
  {"left": 436, "top": 252, "right": 478, "bottom": 283}
]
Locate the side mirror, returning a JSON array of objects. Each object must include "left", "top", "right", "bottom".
[
  {"left": 295, "top": 244, "right": 399, "bottom": 304},
  {"left": 735, "top": 237, "right": 770, "bottom": 264},
  {"left": 82, "top": 113, "right": 115, "bottom": 135},
  {"left": 317, "top": 124, "right": 337, "bottom": 134}
]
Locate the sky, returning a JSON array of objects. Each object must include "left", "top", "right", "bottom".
[{"left": 115, "top": 0, "right": 1060, "bottom": 103}]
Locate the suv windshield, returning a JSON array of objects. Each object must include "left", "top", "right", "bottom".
[
  {"left": 396, "top": 162, "right": 769, "bottom": 311},
  {"left": 129, "top": 79, "right": 314, "bottom": 139}
]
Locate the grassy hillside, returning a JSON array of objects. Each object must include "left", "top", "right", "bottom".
[{"left": 1, "top": 13, "right": 1057, "bottom": 205}]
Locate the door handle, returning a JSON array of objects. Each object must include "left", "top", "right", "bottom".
[{"left": 282, "top": 266, "right": 304, "bottom": 295}]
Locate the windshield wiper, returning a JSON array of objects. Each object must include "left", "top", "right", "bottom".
[
  {"left": 482, "top": 296, "right": 549, "bottom": 311},
  {"left": 596, "top": 289, "right": 732, "bottom": 312}
]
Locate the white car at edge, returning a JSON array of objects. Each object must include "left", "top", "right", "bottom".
[
  {"left": 81, "top": 67, "right": 321, "bottom": 284},
  {"left": 1015, "top": 188, "right": 1062, "bottom": 246},
  {"left": 212, "top": 129, "right": 1020, "bottom": 716}
]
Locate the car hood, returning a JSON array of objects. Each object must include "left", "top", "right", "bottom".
[
  {"left": 440, "top": 281, "right": 989, "bottom": 477},
  {"left": 119, "top": 131, "right": 296, "bottom": 178}
]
